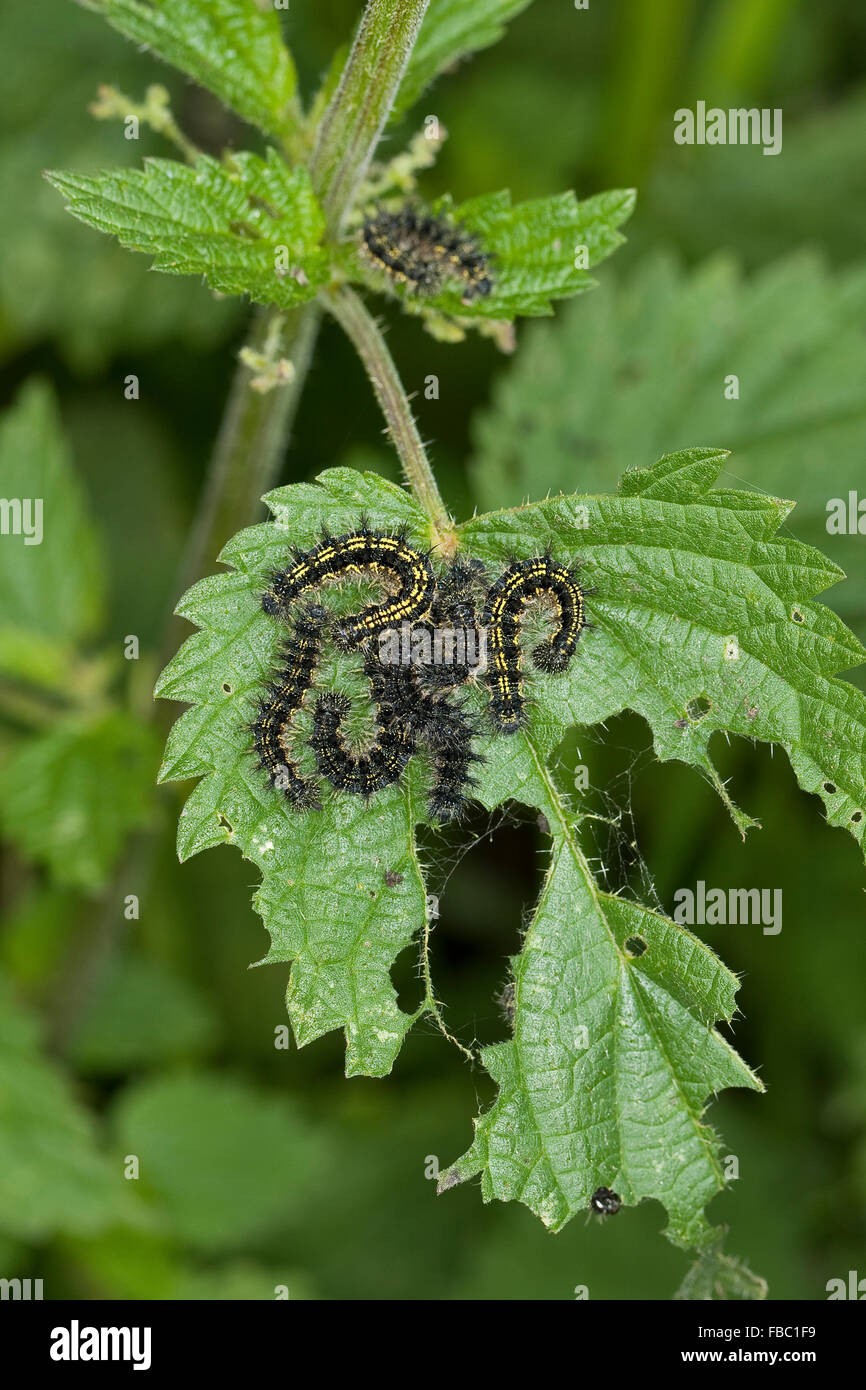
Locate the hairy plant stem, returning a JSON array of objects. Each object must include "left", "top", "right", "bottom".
[
  {"left": 325, "top": 284, "right": 454, "bottom": 548},
  {"left": 310, "top": 0, "right": 431, "bottom": 234}
]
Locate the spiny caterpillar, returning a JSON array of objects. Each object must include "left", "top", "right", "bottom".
[
  {"left": 250, "top": 527, "right": 588, "bottom": 819},
  {"left": 308, "top": 654, "right": 482, "bottom": 821},
  {"left": 367, "top": 654, "right": 484, "bottom": 822},
  {"left": 262, "top": 525, "right": 435, "bottom": 648},
  {"left": 359, "top": 205, "right": 494, "bottom": 304},
  {"left": 482, "top": 555, "right": 587, "bottom": 733},
  {"left": 248, "top": 603, "right": 327, "bottom": 811}
]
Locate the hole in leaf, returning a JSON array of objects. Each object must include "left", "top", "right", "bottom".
[
  {"left": 823, "top": 782, "right": 837, "bottom": 795},
  {"left": 217, "top": 813, "right": 233, "bottom": 834},
  {"left": 852, "top": 810, "right": 864, "bottom": 825},
  {"left": 686, "top": 695, "right": 711, "bottom": 722},
  {"left": 222, "top": 681, "right": 233, "bottom": 693},
  {"left": 791, "top": 608, "right": 805, "bottom": 624},
  {"left": 625, "top": 935, "right": 647, "bottom": 958}
]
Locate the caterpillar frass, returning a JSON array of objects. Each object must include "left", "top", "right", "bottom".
[
  {"left": 359, "top": 205, "right": 494, "bottom": 304},
  {"left": 248, "top": 604, "right": 327, "bottom": 810},
  {"left": 590, "top": 1187, "right": 622, "bottom": 1217},
  {"left": 482, "top": 555, "right": 586, "bottom": 733},
  {"left": 261, "top": 527, "right": 435, "bottom": 648}
]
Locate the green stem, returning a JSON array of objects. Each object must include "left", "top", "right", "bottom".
[
  {"left": 53, "top": 3, "right": 437, "bottom": 1056},
  {"left": 310, "top": 0, "right": 431, "bottom": 235},
  {"left": 324, "top": 284, "right": 454, "bottom": 547},
  {"left": 185, "top": 305, "right": 319, "bottom": 575}
]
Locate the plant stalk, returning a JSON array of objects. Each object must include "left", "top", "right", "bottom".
[
  {"left": 52, "top": 2, "right": 439, "bottom": 1053},
  {"left": 324, "top": 284, "right": 454, "bottom": 546}
]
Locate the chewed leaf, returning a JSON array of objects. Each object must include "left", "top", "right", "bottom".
[
  {"left": 157, "top": 449, "right": 866, "bottom": 1244},
  {"left": 157, "top": 471, "right": 433, "bottom": 1076},
  {"left": 350, "top": 187, "right": 636, "bottom": 321},
  {"left": 459, "top": 447, "right": 866, "bottom": 851}
]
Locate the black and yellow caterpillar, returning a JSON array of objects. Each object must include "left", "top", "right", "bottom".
[
  {"left": 248, "top": 604, "right": 327, "bottom": 811},
  {"left": 482, "top": 555, "right": 586, "bottom": 733},
  {"left": 262, "top": 526, "right": 435, "bottom": 648}
]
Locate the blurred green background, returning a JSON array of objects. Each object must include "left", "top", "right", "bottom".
[{"left": 1, "top": 0, "right": 865, "bottom": 1300}]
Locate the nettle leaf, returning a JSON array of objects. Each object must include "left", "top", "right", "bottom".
[
  {"left": 0, "top": 970, "right": 142, "bottom": 1241},
  {"left": 81, "top": 0, "right": 298, "bottom": 139},
  {"left": 0, "top": 0, "right": 240, "bottom": 372},
  {"left": 674, "top": 1238, "right": 768, "bottom": 1300},
  {"left": 458, "top": 447, "right": 866, "bottom": 851},
  {"left": 442, "top": 847, "right": 760, "bottom": 1246},
  {"left": 352, "top": 187, "right": 635, "bottom": 321},
  {"left": 158, "top": 449, "right": 866, "bottom": 1240},
  {"left": 437, "top": 448, "right": 866, "bottom": 1241},
  {"left": 46, "top": 151, "right": 329, "bottom": 310},
  {"left": 471, "top": 250, "right": 866, "bottom": 625},
  {"left": 0, "top": 380, "right": 104, "bottom": 690},
  {"left": 649, "top": 88, "right": 866, "bottom": 270},
  {"left": 394, "top": 0, "right": 534, "bottom": 118}
]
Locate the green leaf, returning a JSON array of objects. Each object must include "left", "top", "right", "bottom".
[
  {"left": 437, "top": 450, "right": 866, "bottom": 1239},
  {"left": 674, "top": 1236, "right": 768, "bottom": 1300},
  {"left": 158, "top": 452, "right": 866, "bottom": 1240},
  {"left": 470, "top": 250, "right": 866, "bottom": 625},
  {"left": 46, "top": 151, "right": 329, "bottom": 310},
  {"left": 353, "top": 187, "right": 635, "bottom": 321},
  {"left": 0, "top": 970, "right": 141, "bottom": 1241},
  {"left": 82, "top": 0, "right": 298, "bottom": 139},
  {"left": 395, "top": 0, "right": 534, "bottom": 117},
  {"left": 0, "top": 380, "right": 104, "bottom": 687},
  {"left": 157, "top": 470, "right": 431, "bottom": 1076},
  {"left": 648, "top": 88, "right": 866, "bottom": 269},
  {"left": 111, "top": 1072, "right": 329, "bottom": 1251},
  {"left": 0, "top": 710, "right": 158, "bottom": 891}
]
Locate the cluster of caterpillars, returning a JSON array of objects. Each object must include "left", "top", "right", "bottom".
[
  {"left": 359, "top": 205, "right": 494, "bottom": 304},
  {"left": 248, "top": 524, "right": 587, "bottom": 822}
]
